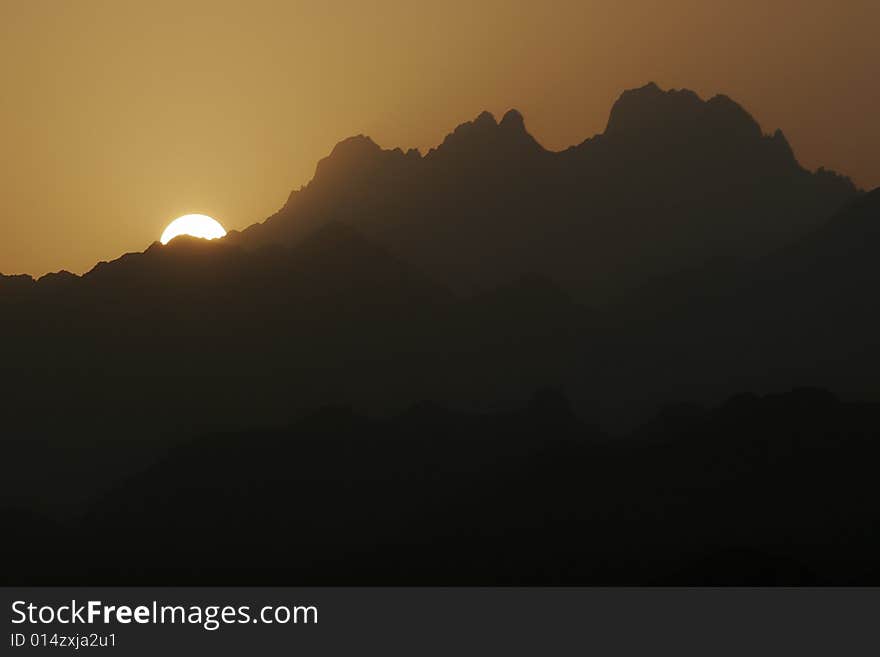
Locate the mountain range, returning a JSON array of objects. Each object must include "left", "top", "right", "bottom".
[
  {"left": 229, "top": 82, "right": 857, "bottom": 301},
  {"left": 1, "top": 83, "right": 875, "bottom": 431},
  {"left": 3, "top": 82, "right": 880, "bottom": 585}
]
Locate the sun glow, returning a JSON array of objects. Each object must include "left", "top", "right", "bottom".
[{"left": 160, "top": 214, "right": 227, "bottom": 245}]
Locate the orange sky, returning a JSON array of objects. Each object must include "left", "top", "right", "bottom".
[{"left": 1, "top": 0, "right": 877, "bottom": 276}]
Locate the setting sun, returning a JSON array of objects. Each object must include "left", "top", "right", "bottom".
[{"left": 160, "top": 214, "right": 227, "bottom": 245}]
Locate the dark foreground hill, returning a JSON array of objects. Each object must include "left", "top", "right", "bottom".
[{"left": 3, "top": 388, "right": 880, "bottom": 585}]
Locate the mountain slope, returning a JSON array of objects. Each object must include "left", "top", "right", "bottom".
[
  {"left": 230, "top": 83, "right": 857, "bottom": 301},
  {"left": 0, "top": 224, "right": 585, "bottom": 436},
  {"left": 581, "top": 187, "right": 880, "bottom": 416}
]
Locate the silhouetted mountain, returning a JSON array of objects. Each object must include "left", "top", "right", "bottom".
[
  {"left": 231, "top": 83, "right": 856, "bottom": 301},
  {"left": 0, "top": 222, "right": 593, "bottom": 444}
]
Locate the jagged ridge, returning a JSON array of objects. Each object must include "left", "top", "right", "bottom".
[{"left": 230, "top": 83, "right": 858, "bottom": 301}]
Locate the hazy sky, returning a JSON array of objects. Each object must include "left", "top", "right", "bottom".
[{"left": 1, "top": 0, "right": 877, "bottom": 276}]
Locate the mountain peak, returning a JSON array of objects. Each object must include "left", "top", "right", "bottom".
[
  {"left": 37, "top": 270, "right": 78, "bottom": 285},
  {"left": 328, "top": 134, "right": 382, "bottom": 159},
  {"left": 606, "top": 83, "right": 706, "bottom": 136},
  {"left": 430, "top": 108, "right": 542, "bottom": 159},
  {"left": 474, "top": 110, "right": 498, "bottom": 127},
  {"left": 311, "top": 134, "right": 408, "bottom": 187},
  {"left": 444, "top": 111, "right": 498, "bottom": 142},
  {"left": 604, "top": 82, "right": 764, "bottom": 145},
  {"left": 500, "top": 108, "right": 526, "bottom": 131}
]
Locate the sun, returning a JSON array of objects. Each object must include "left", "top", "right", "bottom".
[{"left": 160, "top": 214, "right": 227, "bottom": 245}]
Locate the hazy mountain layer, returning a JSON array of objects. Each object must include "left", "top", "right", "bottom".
[
  {"left": 0, "top": 85, "right": 876, "bottom": 433},
  {"left": 231, "top": 83, "right": 857, "bottom": 301}
]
